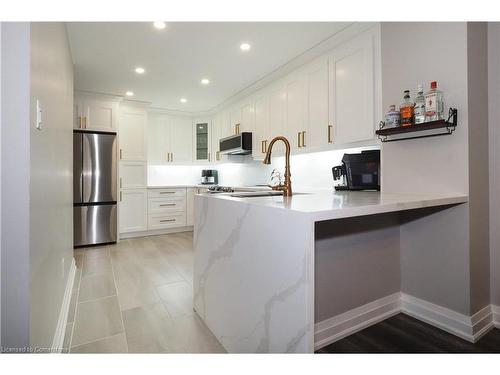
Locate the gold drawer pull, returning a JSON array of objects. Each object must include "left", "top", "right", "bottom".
[
  {"left": 160, "top": 219, "right": 176, "bottom": 223},
  {"left": 160, "top": 191, "right": 175, "bottom": 194},
  {"left": 119, "top": 149, "right": 123, "bottom": 159},
  {"left": 302, "top": 131, "right": 306, "bottom": 147},
  {"left": 328, "top": 125, "right": 333, "bottom": 143},
  {"left": 297, "top": 132, "right": 302, "bottom": 148},
  {"left": 160, "top": 203, "right": 176, "bottom": 207}
]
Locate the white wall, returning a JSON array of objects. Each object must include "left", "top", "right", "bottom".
[
  {"left": 0, "top": 22, "right": 74, "bottom": 351},
  {"left": 1, "top": 22, "right": 31, "bottom": 349},
  {"left": 489, "top": 22, "right": 500, "bottom": 307},
  {"left": 0, "top": 21, "right": 3, "bottom": 347},
  {"left": 381, "top": 23, "right": 472, "bottom": 315},
  {"left": 29, "top": 22, "right": 74, "bottom": 349}
]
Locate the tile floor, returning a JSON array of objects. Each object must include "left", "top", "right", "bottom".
[{"left": 63, "top": 232, "right": 226, "bottom": 353}]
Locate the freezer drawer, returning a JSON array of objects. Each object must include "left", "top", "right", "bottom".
[{"left": 74, "top": 204, "right": 117, "bottom": 247}]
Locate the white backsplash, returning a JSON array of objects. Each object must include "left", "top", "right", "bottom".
[{"left": 148, "top": 146, "right": 379, "bottom": 190}]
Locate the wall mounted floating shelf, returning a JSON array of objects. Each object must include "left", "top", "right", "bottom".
[{"left": 376, "top": 108, "right": 458, "bottom": 143}]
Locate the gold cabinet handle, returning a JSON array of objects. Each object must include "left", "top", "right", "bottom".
[
  {"left": 166, "top": 152, "right": 169, "bottom": 162},
  {"left": 160, "top": 219, "right": 176, "bottom": 223},
  {"left": 119, "top": 178, "right": 122, "bottom": 189},
  {"left": 264, "top": 140, "right": 268, "bottom": 153},
  {"left": 328, "top": 125, "right": 333, "bottom": 143},
  {"left": 235, "top": 123, "right": 240, "bottom": 134},
  {"left": 216, "top": 151, "right": 220, "bottom": 161},
  {"left": 261, "top": 140, "right": 265, "bottom": 153},
  {"left": 297, "top": 132, "right": 302, "bottom": 148},
  {"left": 83, "top": 117, "right": 87, "bottom": 129},
  {"left": 119, "top": 149, "right": 123, "bottom": 159},
  {"left": 159, "top": 191, "right": 175, "bottom": 194},
  {"left": 78, "top": 116, "right": 82, "bottom": 128},
  {"left": 160, "top": 203, "right": 176, "bottom": 207},
  {"left": 302, "top": 131, "right": 306, "bottom": 147},
  {"left": 171, "top": 152, "right": 173, "bottom": 162},
  {"left": 120, "top": 191, "right": 122, "bottom": 202}
]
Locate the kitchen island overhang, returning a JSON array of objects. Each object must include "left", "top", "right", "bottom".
[{"left": 193, "top": 191, "right": 468, "bottom": 353}]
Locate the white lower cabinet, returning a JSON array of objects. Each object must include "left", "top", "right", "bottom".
[
  {"left": 148, "top": 212, "right": 187, "bottom": 231},
  {"left": 119, "top": 189, "right": 148, "bottom": 233},
  {"left": 147, "top": 188, "right": 188, "bottom": 230}
]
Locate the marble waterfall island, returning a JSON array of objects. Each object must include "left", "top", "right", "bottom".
[{"left": 193, "top": 191, "right": 468, "bottom": 353}]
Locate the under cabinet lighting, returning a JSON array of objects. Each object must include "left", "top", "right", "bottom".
[
  {"left": 153, "top": 21, "right": 166, "bottom": 30},
  {"left": 180, "top": 98, "right": 187, "bottom": 103},
  {"left": 201, "top": 78, "right": 210, "bottom": 85},
  {"left": 126, "top": 91, "right": 134, "bottom": 97},
  {"left": 135, "top": 67, "right": 145, "bottom": 74}
]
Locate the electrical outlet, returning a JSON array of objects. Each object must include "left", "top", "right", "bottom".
[{"left": 36, "top": 99, "right": 42, "bottom": 130}]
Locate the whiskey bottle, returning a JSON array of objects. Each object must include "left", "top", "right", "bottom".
[
  {"left": 424, "top": 81, "right": 444, "bottom": 122},
  {"left": 400, "top": 90, "right": 414, "bottom": 127},
  {"left": 414, "top": 84, "right": 426, "bottom": 124}
]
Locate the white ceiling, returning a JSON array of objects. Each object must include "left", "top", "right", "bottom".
[{"left": 67, "top": 22, "right": 350, "bottom": 112}]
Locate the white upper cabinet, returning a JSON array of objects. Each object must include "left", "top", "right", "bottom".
[
  {"left": 284, "top": 74, "right": 307, "bottom": 152},
  {"left": 329, "top": 31, "right": 375, "bottom": 145},
  {"left": 304, "top": 57, "right": 329, "bottom": 149},
  {"left": 229, "top": 108, "right": 242, "bottom": 135},
  {"left": 147, "top": 113, "right": 193, "bottom": 164},
  {"left": 253, "top": 93, "right": 270, "bottom": 160},
  {"left": 170, "top": 117, "right": 193, "bottom": 163},
  {"left": 147, "top": 113, "right": 170, "bottom": 164},
  {"left": 193, "top": 119, "right": 212, "bottom": 162},
  {"left": 240, "top": 101, "right": 255, "bottom": 133},
  {"left": 267, "top": 83, "right": 286, "bottom": 155},
  {"left": 119, "top": 105, "right": 147, "bottom": 161},
  {"left": 74, "top": 95, "right": 118, "bottom": 131}
]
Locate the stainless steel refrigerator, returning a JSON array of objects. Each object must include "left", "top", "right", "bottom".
[{"left": 73, "top": 130, "right": 117, "bottom": 247}]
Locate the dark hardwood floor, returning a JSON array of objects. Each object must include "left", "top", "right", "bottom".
[{"left": 316, "top": 314, "right": 500, "bottom": 353}]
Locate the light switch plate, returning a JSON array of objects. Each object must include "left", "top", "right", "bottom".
[{"left": 36, "top": 99, "right": 42, "bottom": 130}]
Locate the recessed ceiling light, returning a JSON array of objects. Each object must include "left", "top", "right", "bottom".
[
  {"left": 201, "top": 78, "right": 210, "bottom": 85},
  {"left": 240, "top": 43, "right": 251, "bottom": 51},
  {"left": 153, "top": 21, "right": 166, "bottom": 30},
  {"left": 125, "top": 91, "right": 134, "bottom": 97},
  {"left": 180, "top": 98, "right": 187, "bottom": 103},
  {"left": 135, "top": 67, "right": 145, "bottom": 74}
]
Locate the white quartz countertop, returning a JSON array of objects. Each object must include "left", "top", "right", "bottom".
[{"left": 198, "top": 190, "right": 468, "bottom": 222}]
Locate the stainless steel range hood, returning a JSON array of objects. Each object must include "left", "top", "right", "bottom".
[{"left": 219, "top": 132, "right": 252, "bottom": 155}]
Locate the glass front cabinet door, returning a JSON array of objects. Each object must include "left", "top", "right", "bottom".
[{"left": 194, "top": 121, "right": 211, "bottom": 162}]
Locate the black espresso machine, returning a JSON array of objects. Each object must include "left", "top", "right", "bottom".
[{"left": 332, "top": 150, "right": 380, "bottom": 191}]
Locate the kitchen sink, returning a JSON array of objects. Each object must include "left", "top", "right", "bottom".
[
  {"left": 229, "top": 191, "right": 309, "bottom": 198},
  {"left": 229, "top": 191, "right": 283, "bottom": 198}
]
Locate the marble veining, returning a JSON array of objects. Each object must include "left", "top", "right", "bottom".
[{"left": 194, "top": 195, "right": 314, "bottom": 353}]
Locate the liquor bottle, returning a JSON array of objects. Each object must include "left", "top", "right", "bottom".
[
  {"left": 385, "top": 105, "right": 400, "bottom": 128},
  {"left": 424, "top": 81, "right": 444, "bottom": 122},
  {"left": 414, "top": 84, "right": 426, "bottom": 124},
  {"left": 400, "top": 90, "right": 414, "bottom": 126}
]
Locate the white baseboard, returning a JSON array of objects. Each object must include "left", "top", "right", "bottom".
[
  {"left": 314, "top": 292, "right": 401, "bottom": 350},
  {"left": 51, "top": 258, "right": 76, "bottom": 353},
  {"left": 492, "top": 305, "right": 500, "bottom": 328},
  {"left": 401, "top": 293, "right": 494, "bottom": 343},
  {"left": 314, "top": 292, "right": 497, "bottom": 349},
  {"left": 120, "top": 226, "right": 193, "bottom": 239}
]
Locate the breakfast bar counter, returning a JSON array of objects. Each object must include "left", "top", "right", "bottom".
[{"left": 193, "top": 190, "right": 468, "bottom": 353}]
